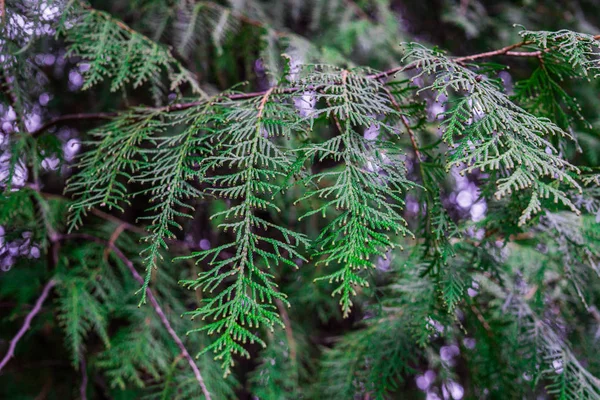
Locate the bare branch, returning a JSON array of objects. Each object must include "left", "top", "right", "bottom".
[
  {"left": 80, "top": 357, "right": 88, "bottom": 400},
  {"left": 30, "top": 112, "right": 118, "bottom": 138},
  {"left": 381, "top": 85, "right": 422, "bottom": 161},
  {"left": 274, "top": 298, "right": 297, "bottom": 366},
  {"left": 28, "top": 34, "right": 600, "bottom": 137},
  {"left": 0, "top": 279, "right": 57, "bottom": 372}
]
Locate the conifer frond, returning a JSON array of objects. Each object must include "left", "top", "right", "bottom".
[
  {"left": 97, "top": 325, "right": 172, "bottom": 389},
  {"left": 582, "top": 173, "right": 600, "bottom": 187},
  {"left": 403, "top": 43, "right": 582, "bottom": 225},
  {"left": 56, "top": 275, "right": 111, "bottom": 366},
  {"left": 179, "top": 90, "right": 309, "bottom": 376},
  {"left": 136, "top": 102, "right": 215, "bottom": 303},
  {"left": 537, "top": 212, "right": 600, "bottom": 306},
  {"left": 61, "top": 3, "right": 203, "bottom": 96},
  {"left": 173, "top": 1, "right": 240, "bottom": 58},
  {"left": 294, "top": 66, "right": 414, "bottom": 316},
  {"left": 66, "top": 108, "right": 159, "bottom": 230},
  {"left": 55, "top": 243, "right": 120, "bottom": 367},
  {"left": 66, "top": 102, "right": 215, "bottom": 302},
  {"left": 316, "top": 312, "right": 418, "bottom": 399},
  {"left": 7, "top": 2, "right": 600, "bottom": 395},
  {"left": 248, "top": 326, "right": 309, "bottom": 398},
  {"left": 482, "top": 276, "right": 600, "bottom": 400},
  {"left": 518, "top": 28, "right": 600, "bottom": 77},
  {"left": 513, "top": 64, "right": 586, "bottom": 130}
]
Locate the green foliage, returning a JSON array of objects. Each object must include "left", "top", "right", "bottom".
[
  {"left": 294, "top": 66, "right": 414, "bottom": 316},
  {"left": 62, "top": 2, "right": 202, "bottom": 96},
  {"left": 55, "top": 249, "right": 114, "bottom": 367},
  {"left": 4, "top": 1, "right": 600, "bottom": 399},
  {"left": 136, "top": 103, "right": 212, "bottom": 302},
  {"left": 404, "top": 43, "right": 583, "bottom": 225},
  {"left": 180, "top": 91, "right": 310, "bottom": 375},
  {"left": 97, "top": 325, "right": 172, "bottom": 389},
  {"left": 66, "top": 110, "right": 153, "bottom": 229},
  {"left": 248, "top": 326, "right": 309, "bottom": 399},
  {"left": 316, "top": 315, "right": 418, "bottom": 399},
  {"left": 479, "top": 274, "right": 600, "bottom": 399},
  {"left": 519, "top": 28, "right": 600, "bottom": 78}
]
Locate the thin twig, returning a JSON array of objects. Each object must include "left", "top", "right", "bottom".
[
  {"left": 79, "top": 357, "right": 88, "bottom": 400},
  {"left": 90, "top": 207, "right": 147, "bottom": 235},
  {"left": 30, "top": 112, "right": 118, "bottom": 138},
  {"left": 0, "top": 279, "right": 57, "bottom": 372},
  {"left": 58, "top": 233, "right": 212, "bottom": 400},
  {"left": 257, "top": 87, "right": 274, "bottom": 119},
  {"left": 367, "top": 41, "right": 532, "bottom": 81},
  {"left": 274, "top": 298, "right": 297, "bottom": 366},
  {"left": 381, "top": 85, "right": 422, "bottom": 160},
  {"left": 28, "top": 35, "right": 600, "bottom": 137},
  {"left": 470, "top": 304, "right": 492, "bottom": 336},
  {"left": 34, "top": 376, "right": 53, "bottom": 400},
  {"left": 103, "top": 223, "right": 127, "bottom": 262},
  {"left": 453, "top": 41, "right": 532, "bottom": 63}
]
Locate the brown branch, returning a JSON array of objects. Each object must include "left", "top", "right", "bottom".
[
  {"left": 79, "top": 357, "right": 88, "bottom": 400},
  {"left": 504, "top": 50, "right": 542, "bottom": 57},
  {"left": 452, "top": 41, "right": 531, "bottom": 63},
  {"left": 274, "top": 298, "right": 297, "bottom": 366},
  {"left": 89, "top": 207, "right": 147, "bottom": 235},
  {"left": 30, "top": 112, "right": 118, "bottom": 138},
  {"left": 470, "top": 304, "right": 492, "bottom": 337},
  {"left": 381, "top": 85, "right": 422, "bottom": 160},
  {"left": 0, "top": 279, "right": 57, "bottom": 372},
  {"left": 58, "top": 233, "right": 212, "bottom": 400},
  {"left": 257, "top": 87, "right": 274, "bottom": 119},
  {"left": 367, "top": 41, "right": 536, "bottom": 81},
  {"left": 103, "top": 223, "right": 127, "bottom": 262},
  {"left": 0, "top": 0, "right": 5, "bottom": 23},
  {"left": 34, "top": 376, "right": 53, "bottom": 400},
  {"left": 453, "top": 41, "right": 532, "bottom": 63},
  {"left": 29, "top": 35, "right": 600, "bottom": 137}
]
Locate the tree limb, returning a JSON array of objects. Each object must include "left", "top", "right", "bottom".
[
  {"left": 30, "top": 112, "right": 118, "bottom": 138},
  {"left": 0, "top": 279, "right": 57, "bottom": 372},
  {"left": 381, "top": 85, "right": 422, "bottom": 161},
  {"left": 79, "top": 357, "right": 88, "bottom": 400},
  {"left": 28, "top": 35, "right": 600, "bottom": 137}
]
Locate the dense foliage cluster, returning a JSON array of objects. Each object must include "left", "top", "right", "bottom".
[{"left": 2, "top": 0, "right": 600, "bottom": 399}]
